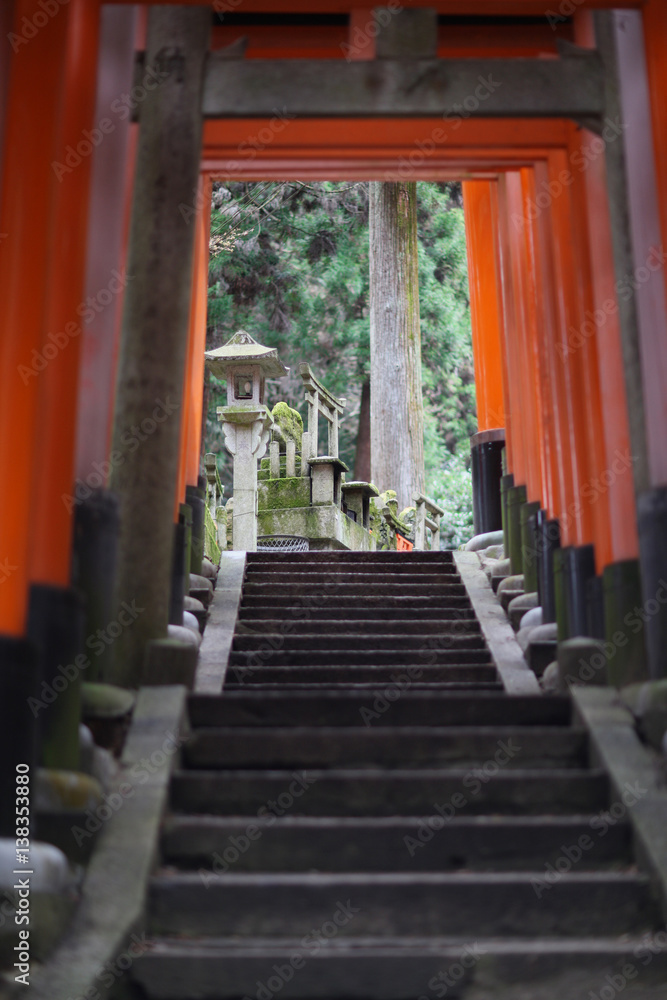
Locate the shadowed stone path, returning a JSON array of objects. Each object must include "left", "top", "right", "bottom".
[{"left": 130, "top": 550, "right": 667, "bottom": 999}]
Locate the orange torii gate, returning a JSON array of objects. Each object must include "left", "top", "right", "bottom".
[{"left": 1, "top": 0, "right": 667, "bottom": 822}]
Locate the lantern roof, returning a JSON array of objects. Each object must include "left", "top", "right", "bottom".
[{"left": 205, "top": 330, "right": 288, "bottom": 380}]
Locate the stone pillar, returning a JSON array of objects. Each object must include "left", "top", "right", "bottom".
[
  {"left": 221, "top": 407, "right": 273, "bottom": 551},
  {"left": 109, "top": 7, "right": 211, "bottom": 687}
]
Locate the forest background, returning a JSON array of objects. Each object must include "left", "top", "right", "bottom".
[{"left": 204, "top": 180, "right": 476, "bottom": 547}]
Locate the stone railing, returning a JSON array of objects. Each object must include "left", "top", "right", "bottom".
[
  {"left": 298, "top": 361, "right": 346, "bottom": 462},
  {"left": 413, "top": 492, "right": 445, "bottom": 551},
  {"left": 204, "top": 452, "right": 227, "bottom": 554},
  {"left": 297, "top": 362, "right": 349, "bottom": 508}
]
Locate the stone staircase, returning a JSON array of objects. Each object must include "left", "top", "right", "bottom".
[{"left": 132, "top": 551, "right": 667, "bottom": 999}]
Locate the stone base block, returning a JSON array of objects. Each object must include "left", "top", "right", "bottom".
[
  {"left": 557, "top": 637, "right": 608, "bottom": 689},
  {"left": 520, "top": 606, "right": 543, "bottom": 631},
  {"left": 498, "top": 576, "right": 524, "bottom": 612},
  {"left": 529, "top": 640, "right": 558, "bottom": 678},
  {"left": 464, "top": 529, "right": 504, "bottom": 552},
  {"left": 619, "top": 680, "right": 667, "bottom": 750},
  {"left": 508, "top": 591, "right": 539, "bottom": 631},
  {"left": 184, "top": 595, "right": 208, "bottom": 631},
  {"left": 143, "top": 639, "right": 198, "bottom": 689}
]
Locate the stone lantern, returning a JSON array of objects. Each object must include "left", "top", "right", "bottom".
[{"left": 205, "top": 331, "right": 288, "bottom": 551}]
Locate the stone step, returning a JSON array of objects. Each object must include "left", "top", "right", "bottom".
[
  {"left": 188, "top": 693, "right": 572, "bottom": 729},
  {"left": 170, "top": 768, "right": 610, "bottom": 817},
  {"left": 147, "top": 871, "right": 657, "bottom": 939},
  {"left": 232, "top": 633, "right": 487, "bottom": 652},
  {"left": 228, "top": 650, "right": 493, "bottom": 668},
  {"left": 225, "top": 657, "right": 499, "bottom": 699},
  {"left": 183, "top": 726, "right": 589, "bottom": 770},
  {"left": 223, "top": 681, "right": 505, "bottom": 693},
  {"left": 162, "top": 813, "right": 633, "bottom": 872},
  {"left": 224, "top": 666, "right": 499, "bottom": 685},
  {"left": 242, "top": 583, "right": 468, "bottom": 597},
  {"left": 239, "top": 606, "right": 477, "bottom": 621},
  {"left": 243, "top": 572, "right": 462, "bottom": 594},
  {"left": 246, "top": 551, "right": 456, "bottom": 563},
  {"left": 246, "top": 558, "right": 460, "bottom": 569},
  {"left": 236, "top": 618, "right": 482, "bottom": 634},
  {"left": 240, "top": 595, "right": 474, "bottom": 611},
  {"left": 130, "top": 934, "right": 667, "bottom": 1000},
  {"left": 244, "top": 569, "right": 460, "bottom": 581}
]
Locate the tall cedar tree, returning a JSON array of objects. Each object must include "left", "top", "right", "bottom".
[{"left": 369, "top": 181, "right": 425, "bottom": 510}]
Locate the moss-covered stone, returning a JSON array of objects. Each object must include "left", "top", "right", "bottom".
[
  {"left": 258, "top": 477, "right": 311, "bottom": 511},
  {"left": 271, "top": 401, "right": 303, "bottom": 453},
  {"left": 204, "top": 503, "right": 221, "bottom": 563},
  {"left": 81, "top": 682, "right": 135, "bottom": 719},
  {"left": 258, "top": 455, "right": 302, "bottom": 481}
]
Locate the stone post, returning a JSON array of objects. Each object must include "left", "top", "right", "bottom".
[
  {"left": 220, "top": 406, "right": 273, "bottom": 551},
  {"left": 108, "top": 7, "right": 210, "bottom": 687}
]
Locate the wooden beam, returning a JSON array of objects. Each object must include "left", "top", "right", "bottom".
[{"left": 201, "top": 52, "right": 604, "bottom": 122}]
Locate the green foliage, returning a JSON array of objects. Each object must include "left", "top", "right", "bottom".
[
  {"left": 428, "top": 449, "right": 475, "bottom": 550},
  {"left": 205, "top": 181, "right": 476, "bottom": 539}
]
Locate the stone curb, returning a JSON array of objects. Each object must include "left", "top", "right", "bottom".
[
  {"left": 195, "top": 551, "right": 246, "bottom": 694},
  {"left": 572, "top": 686, "right": 667, "bottom": 924},
  {"left": 453, "top": 552, "right": 540, "bottom": 695},
  {"left": 7, "top": 686, "right": 189, "bottom": 1000}
]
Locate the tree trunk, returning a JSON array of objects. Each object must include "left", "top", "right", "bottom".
[
  {"left": 369, "top": 181, "right": 425, "bottom": 510},
  {"left": 353, "top": 379, "right": 371, "bottom": 482}
]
